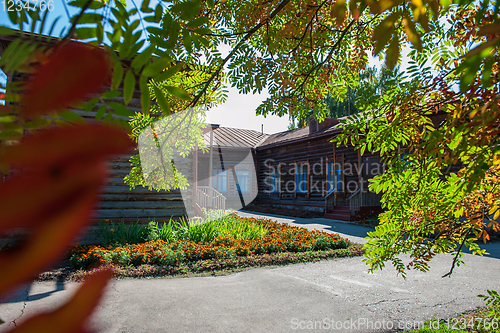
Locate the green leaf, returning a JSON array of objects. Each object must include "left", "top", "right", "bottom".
[
  {"left": 68, "top": 0, "right": 105, "bottom": 9},
  {"left": 154, "top": 63, "right": 182, "bottom": 82},
  {"left": 70, "top": 12, "right": 104, "bottom": 24},
  {"left": 154, "top": 3, "right": 163, "bottom": 21},
  {"left": 8, "top": 10, "right": 18, "bottom": 26},
  {"left": 458, "top": 57, "right": 481, "bottom": 91},
  {"left": 109, "top": 102, "right": 134, "bottom": 117},
  {"left": 112, "top": 61, "right": 124, "bottom": 90},
  {"left": 124, "top": 70, "right": 136, "bottom": 105},
  {"left": 141, "top": 0, "right": 151, "bottom": 12},
  {"left": 0, "top": 129, "right": 23, "bottom": 140},
  {"left": 95, "top": 105, "right": 106, "bottom": 121},
  {"left": 385, "top": 35, "right": 400, "bottom": 70},
  {"left": 482, "top": 57, "right": 495, "bottom": 87},
  {"left": 194, "top": 27, "right": 212, "bottom": 35},
  {"left": 183, "top": 29, "right": 192, "bottom": 52},
  {"left": 187, "top": 17, "right": 209, "bottom": 28},
  {"left": 140, "top": 76, "right": 150, "bottom": 114},
  {"left": 0, "top": 27, "right": 16, "bottom": 36},
  {"left": 166, "top": 86, "right": 191, "bottom": 101},
  {"left": 144, "top": 15, "right": 161, "bottom": 23},
  {"left": 131, "top": 46, "right": 153, "bottom": 72},
  {"left": 402, "top": 15, "right": 422, "bottom": 50},
  {"left": 171, "top": 1, "right": 200, "bottom": 20},
  {"left": 142, "top": 58, "right": 171, "bottom": 77},
  {"left": 369, "top": 0, "right": 402, "bottom": 14},
  {"left": 75, "top": 27, "right": 98, "bottom": 40},
  {"left": 372, "top": 12, "right": 400, "bottom": 56},
  {"left": 126, "top": 40, "right": 145, "bottom": 59},
  {"left": 153, "top": 86, "right": 171, "bottom": 116},
  {"left": 58, "top": 110, "right": 86, "bottom": 124},
  {"left": 83, "top": 97, "right": 100, "bottom": 112},
  {"left": 101, "top": 90, "right": 121, "bottom": 99},
  {"left": 146, "top": 26, "right": 163, "bottom": 35}
]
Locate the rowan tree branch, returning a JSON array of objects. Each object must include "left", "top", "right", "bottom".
[
  {"left": 188, "top": 0, "right": 292, "bottom": 108},
  {"left": 61, "top": 0, "right": 94, "bottom": 43}
]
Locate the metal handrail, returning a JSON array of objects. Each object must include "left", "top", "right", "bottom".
[
  {"left": 347, "top": 189, "right": 361, "bottom": 201},
  {"left": 324, "top": 190, "right": 336, "bottom": 213}
]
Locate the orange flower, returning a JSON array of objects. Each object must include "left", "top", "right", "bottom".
[{"left": 110, "top": 229, "right": 114, "bottom": 232}]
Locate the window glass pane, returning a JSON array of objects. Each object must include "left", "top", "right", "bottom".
[
  {"left": 219, "top": 170, "right": 227, "bottom": 192},
  {"left": 336, "top": 164, "right": 343, "bottom": 192},
  {"left": 328, "top": 162, "right": 334, "bottom": 192},
  {"left": 270, "top": 167, "right": 279, "bottom": 193},
  {"left": 296, "top": 164, "right": 308, "bottom": 193},
  {"left": 236, "top": 170, "right": 250, "bottom": 193},
  {"left": 212, "top": 169, "right": 227, "bottom": 192}
]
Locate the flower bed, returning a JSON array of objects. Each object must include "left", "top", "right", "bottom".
[{"left": 69, "top": 216, "right": 352, "bottom": 269}]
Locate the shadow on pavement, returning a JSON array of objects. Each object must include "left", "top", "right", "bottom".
[{"left": 2, "top": 280, "right": 65, "bottom": 303}]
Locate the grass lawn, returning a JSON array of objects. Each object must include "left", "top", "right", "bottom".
[{"left": 38, "top": 213, "right": 363, "bottom": 281}]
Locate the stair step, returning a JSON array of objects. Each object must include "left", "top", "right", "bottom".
[{"left": 332, "top": 206, "right": 350, "bottom": 211}]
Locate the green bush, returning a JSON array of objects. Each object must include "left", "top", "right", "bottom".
[
  {"left": 146, "top": 221, "right": 175, "bottom": 243},
  {"left": 97, "top": 219, "right": 147, "bottom": 245}
]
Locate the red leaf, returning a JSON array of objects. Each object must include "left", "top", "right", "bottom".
[
  {"left": 7, "top": 268, "right": 112, "bottom": 333},
  {"left": 0, "top": 181, "right": 101, "bottom": 297},
  {"left": 22, "top": 42, "right": 111, "bottom": 117},
  {"left": 0, "top": 105, "right": 11, "bottom": 114},
  {"left": 0, "top": 124, "right": 133, "bottom": 296},
  {"left": 0, "top": 124, "right": 133, "bottom": 168}
]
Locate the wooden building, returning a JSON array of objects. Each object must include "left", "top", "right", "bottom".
[
  {"left": 192, "top": 125, "right": 267, "bottom": 216},
  {"left": 252, "top": 116, "right": 383, "bottom": 221},
  {"left": 1, "top": 33, "right": 384, "bottom": 222}
]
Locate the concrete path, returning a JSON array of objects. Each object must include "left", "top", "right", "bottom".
[{"left": 1, "top": 212, "right": 499, "bottom": 333}]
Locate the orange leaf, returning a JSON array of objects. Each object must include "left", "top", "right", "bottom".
[
  {"left": 0, "top": 125, "right": 133, "bottom": 231},
  {"left": 0, "top": 124, "right": 133, "bottom": 168},
  {"left": 22, "top": 42, "right": 111, "bottom": 117},
  {"left": 0, "top": 181, "right": 101, "bottom": 297},
  {"left": 0, "top": 105, "right": 11, "bottom": 114},
  {"left": 7, "top": 268, "right": 112, "bottom": 333},
  {"left": 0, "top": 124, "right": 133, "bottom": 296}
]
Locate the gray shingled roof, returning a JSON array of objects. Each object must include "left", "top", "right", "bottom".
[
  {"left": 256, "top": 124, "right": 340, "bottom": 148},
  {"left": 203, "top": 114, "right": 365, "bottom": 150},
  {"left": 204, "top": 127, "right": 270, "bottom": 148}
]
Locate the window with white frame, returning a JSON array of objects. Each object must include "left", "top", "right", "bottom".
[
  {"left": 212, "top": 168, "right": 228, "bottom": 192},
  {"left": 235, "top": 170, "right": 251, "bottom": 193}
]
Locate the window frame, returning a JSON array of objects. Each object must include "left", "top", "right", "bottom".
[
  {"left": 235, "top": 169, "right": 251, "bottom": 194},
  {"left": 269, "top": 164, "right": 280, "bottom": 194},
  {"left": 212, "top": 168, "right": 228, "bottom": 193},
  {"left": 295, "top": 163, "right": 309, "bottom": 194}
]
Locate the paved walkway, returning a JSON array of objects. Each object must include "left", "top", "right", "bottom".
[{"left": 1, "top": 212, "right": 499, "bottom": 333}]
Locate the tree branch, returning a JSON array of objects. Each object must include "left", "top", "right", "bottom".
[
  {"left": 442, "top": 226, "right": 473, "bottom": 278},
  {"left": 61, "top": 0, "right": 94, "bottom": 43},
  {"left": 188, "top": 0, "right": 292, "bottom": 108}
]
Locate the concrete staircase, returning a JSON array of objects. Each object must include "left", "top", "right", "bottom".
[{"left": 324, "top": 206, "right": 351, "bottom": 221}]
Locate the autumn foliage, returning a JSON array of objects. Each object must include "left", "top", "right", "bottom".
[{"left": 0, "top": 41, "right": 133, "bottom": 331}]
